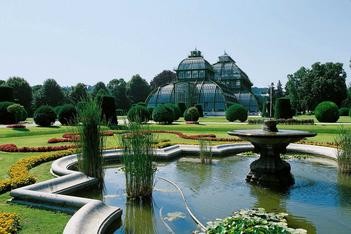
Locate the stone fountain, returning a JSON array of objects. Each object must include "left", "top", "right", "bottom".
[{"left": 228, "top": 119, "right": 316, "bottom": 187}]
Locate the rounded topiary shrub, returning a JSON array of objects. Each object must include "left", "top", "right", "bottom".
[
  {"left": 225, "top": 103, "right": 248, "bottom": 122},
  {"left": 0, "top": 101, "right": 16, "bottom": 124},
  {"left": 58, "top": 104, "right": 78, "bottom": 125},
  {"left": 184, "top": 107, "right": 200, "bottom": 122},
  {"left": 101, "top": 96, "right": 118, "bottom": 125},
  {"left": 127, "top": 105, "right": 150, "bottom": 123},
  {"left": 314, "top": 101, "right": 339, "bottom": 123},
  {"left": 177, "top": 103, "right": 187, "bottom": 117},
  {"left": 339, "top": 107, "right": 349, "bottom": 116},
  {"left": 34, "top": 105, "right": 57, "bottom": 127},
  {"left": 274, "top": 98, "right": 294, "bottom": 119},
  {"left": 54, "top": 105, "right": 63, "bottom": 115},
  {"left": 7, "top": 104, "right": 27, "bottom": 123},
  {"left": 152, "top": 104, "right": 174, "bottom": 124},
  {"left": 165, "top": 104, "right": 181, "bottom": 121}
]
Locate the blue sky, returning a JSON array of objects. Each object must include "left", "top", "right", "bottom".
[{"left": 0, "top": 0, "right": 350, "bottom": 88}]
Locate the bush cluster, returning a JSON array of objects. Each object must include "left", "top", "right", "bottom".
[
  {"left": 0, "top": 212, "right": 20, "bottom": 234},
  {"left": 184, "top": 107, "right": 200, "bottom": 122},
  {"left": 34, "top": 105, "right": 57, "bottom": 127},
  {"left": 58, "top": 104, "right": 78, "bottom": 125},
  {"left": 152, "top": 104, "right": 175, "bottom": 124},
  {"left": 7, "top": 104, "right": 27, "bottom": 123},
  {"left": 314, "top": 101, "right": 339, "bottom": 123},
  {"left": 127, "top": 104, "right": 150, "bottom": 123},
  {"left": 274, "top": 98, "right": 294, "bottom": 119},
  {"left": 339, "top": 107, "right": 349, "bottom": 116},
  {"left": 225, "top": 104, "right": 248, "bottom": 122},
  {"left": 0, "top": 101, "right": 16, "bottom": 124},
  {"left": 0, "top": 86, "right": 14, "bottom": 102}
]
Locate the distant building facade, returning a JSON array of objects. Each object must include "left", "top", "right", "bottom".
[{"left": 146, "top": 50, "right": 259, "bottom": 115}]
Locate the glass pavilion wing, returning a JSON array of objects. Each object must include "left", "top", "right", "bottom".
[{"left": 235, "top": 92, "right": 259, "bottom": 113}]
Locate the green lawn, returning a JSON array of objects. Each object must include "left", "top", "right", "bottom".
[{"left": 0, "top": 119, "right": 349, "bottom": 233}]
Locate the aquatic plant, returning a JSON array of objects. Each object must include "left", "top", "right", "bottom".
[
  {"left": 76, "top": 99, "right": 104, "bottom": 180},
  {"left": 335, "top": 127, "right": 351, "bottom": 173},
  {"left": 205, "top": 208, "right": 306, "bottom": 234},
  {"left": 121, "top": 122, "right": 156, "bottom": 199},
  {"left": 199, "top": 140, "right": 212, "bottom": 164}
]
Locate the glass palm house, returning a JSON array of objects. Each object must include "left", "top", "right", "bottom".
[{"left": 146, "top": 50, "right": 259, "bottom": 115}]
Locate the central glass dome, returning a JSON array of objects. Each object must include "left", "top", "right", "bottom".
[{"left": 146, "top": 50, "right": 259, "bottom": 115}]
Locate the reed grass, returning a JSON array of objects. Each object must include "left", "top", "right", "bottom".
[
  {"left": 76, "top": 99, "right": 104, "bottom": 180},
  {"left": 199, "top": 139, "right": 212, "bottom": 164},
  {"left": 335, "top": 127, "right": 351, "bottom": 173},
  {"left": 121, "top": 123, "right": 156, "bottom": 199}
]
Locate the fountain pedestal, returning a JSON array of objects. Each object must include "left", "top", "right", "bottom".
[{"left": 228, "top": 120, "right": 316, "bottom": 188}]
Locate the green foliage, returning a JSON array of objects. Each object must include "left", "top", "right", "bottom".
[
  {"left": 274, "top": 98, "right": 294, "bottom": 119},
  {"left": 127, "top": 74, "right": 150, "bottom": 104},
  {"left": 338, "top": 107, "right": 349, "bottom": 116},
  {"left": 40, "top": 79, "right": 65, "bottom": 107},
  {"left": 195, "top": 104, "right": 204, "bottom": 117},
  {"left": 58, "top": 104, "right": 78, "bottom": 125},
  {"left": 177, "top": 103, "right": 187, "bottom": 117},
  {"left": 76, "top": 100, "right": 104, "bottom": 180},
  {"left": 107, "top": 79, "right": 131, "bottom": 111},
  {"left": 286, "top": 62, "right": 347, "bottom": 112},
  {"left": 0, "top": 101, "right": 16, "bottom": 124},
  {"left": 127, "top": 105, "right": 150, "bottom": 123},
  {"left": 0, "top": 86, "right": 14, "bottom": 102},
  {"left": 121, "top": 123, "right": 156, "bottom": 199},
  {"left": 165, "top": 104, "right": 181, "bottom": 121},
  {"left": 226, "top": 103, "right": 248, "bottom": 122},
  {"left": 152, "top": 104, "right": 174, "bottom": 124},
  {"left": 147, "top": 107, "right": 154, "bottom": 120},
  {"left": 6, "top": 77, "right": 32, "bottom": 112},
  {"left": 184, "top": 107, "right": 200, "bottom": 122},
  {"left": 33, "top": 105, "right": 57, "bottom": 127},
  {"left": 207, "top": 208, "right": 305, "bottom": 234},
  {"left": 150, "top": 70, "right": 176, "bottom": 90},
  {"left": 7, "top": 104, "right": 27, "bottom": 123},
  {"left": 100, "top": 95, "right": 118, "bottom": 125},
  {"left": 314, "top": 101, "right": 339, "bottom": 123},
  {"left": 91, "top": 82, "right": 109, "bottom": 99},
  {"left": 336, "top": 128, "right": 351, "bottom": 173},
  {"left": 69, "top": 83, "right": 88, "bottom": 104},
  {"left": 53, "top": 106, "right": 63, "bottom": 115}
]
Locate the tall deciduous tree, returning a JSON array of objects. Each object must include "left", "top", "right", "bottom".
[
  {"left": 91, "top": 82, "right": 109, "bottom": 98},
  {"left": 37, "top": 79, "right": 65, "bottom": 107},
  {"left": 286, "top": 62, "right": 347, "bottom": 112},
  {"left": 70, "top": 83, "right": 89, "bottom": 103},
  {"left": 6, "top": 77, "right": 32, "bottom": 112},
  {"left": 150, "top": 70, "right": 176, "bottom": 90},
  {"left": 107, "top": 78, "right": 130, "bottom": 110},
  {"left": 127, "top": 74, "right": 150, "bottom": 104}
]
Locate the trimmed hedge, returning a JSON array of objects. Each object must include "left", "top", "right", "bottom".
[
  {"left": 152, "top": 104, "right": 174, "bottom": 124},
  {"left": 7, "top": 104, "right": 27, "bottom": 123},
  {"left": 127, "top": 105, "right": 150, "bottom": 123},
  {"left": 0, "top": 101, "right": 16, "bottom": 124},
  {"left": 58, "top": 104, "right": 78, "bottom": 125},
  {"left": 34, "top": 105, "right": 57, "bottom": 127},
  {"left": 195, "top": 104, "right": 204, "bottom": 117},
  {"left": 314, "top": 101, "right": 339, "bottom": 123},
  {"left": 166, "top": 104, "right": 181, "bottom": 121},
  {"left": 177, "top": 103, "right": 187, "bottom": 117},
  {"left": 248, "top": 118, "right": 314, "bottom": 125},
  {"left": 274, "top": 98, "right": 294, "bottom": 119},
  {"left": 184, "top": 107, "right": 200, "bottom": 122},
  {"left": 101, "top": 96, "right": 118, "bottom": 125},
  {"left": 225, "top": 103, "right": 248, "bottom": 122},
  {"left": 338, "top": 107, "right": 349, "bottom": 116}
]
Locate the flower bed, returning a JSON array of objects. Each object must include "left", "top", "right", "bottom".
[
  {"left": 0, "top": 212, "right": 20, "bottom": 234},
  {"left": 48, "top": 131, "right": 115, "bottom": 144},
  {"left": 0, "top": 144, "right": 75, "bottom": 152},
  {"left": 6, "top": 124, "right": 26, "bottom": 129},
  {"left": 148, "top": 130, "right": 242, "bottom": 142},
  {"left": 0, "top": 149, "right": 76, "bottom": 194}
]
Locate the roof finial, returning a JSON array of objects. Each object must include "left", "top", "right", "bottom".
[{"left": 224, "top": 50, "right": 228, "bottom": 55}]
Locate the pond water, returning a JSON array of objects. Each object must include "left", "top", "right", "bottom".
[{"left": 78, "top": 155, "right": 351, "bottom": 234}]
